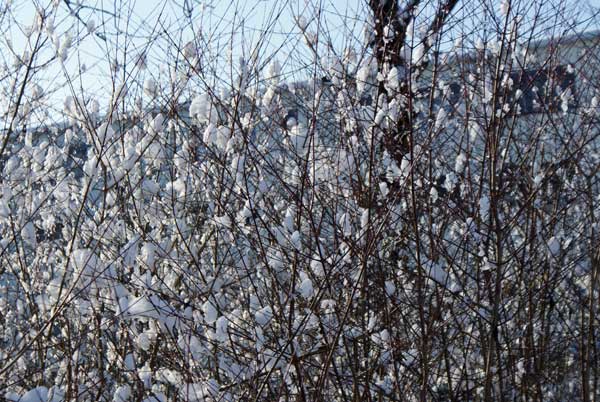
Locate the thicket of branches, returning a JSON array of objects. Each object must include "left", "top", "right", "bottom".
[{"left": 1, "top": 0, "right": 600, "bottom": 400}]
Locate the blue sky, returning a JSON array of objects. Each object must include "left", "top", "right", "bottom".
[
  {"left": 8, "top": 1, "right": 365, "bottom": 75},
  {"left": 5, "top": 0, "right": 365, "bottom": 118},
  {"left": 6, "top": 0, "right": 600, "bottom": 120}
]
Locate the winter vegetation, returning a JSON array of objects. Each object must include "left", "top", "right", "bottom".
[{"left": 2, "top": 0, "right": 600, "bottom": 400}]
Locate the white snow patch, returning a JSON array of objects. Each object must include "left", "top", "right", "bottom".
[
  {"left": 19, "top": 387, "right": 48, "bottom": 402},
  {"left": 255, "top": 306, "right": 273, "bottom": 326},
  {"left": 203, "top": 300, "right": 218, "bottom": 324}
]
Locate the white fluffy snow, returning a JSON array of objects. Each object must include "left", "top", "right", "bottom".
[{"left": 255, "top": 306, "right": 273, "bottom": 326}]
